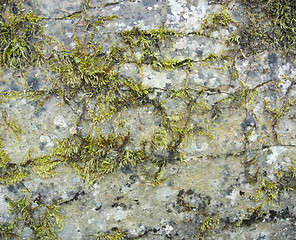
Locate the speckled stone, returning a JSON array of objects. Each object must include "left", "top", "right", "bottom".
[{"left": 0, "top": 0, "right": 295, "bottom": 239}]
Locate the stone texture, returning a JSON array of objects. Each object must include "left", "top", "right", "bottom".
[{"left": 0, "top": 0, "right": 295, "bottom": 239}]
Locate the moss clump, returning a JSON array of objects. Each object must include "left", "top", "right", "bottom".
[
  {"left": 95, "top": 228, "right": 126, "bottom": 240},
  {"left": 0, "top": 139, "right": 28, "bottom": 184},
  {"left": 237, "top": 157, "right": 296, "bottom": 226},
  {"left": 49, "top": 130, "right": 142, "bottom": 187},
  {"left": 0, "top": 2, "right": 212, "bottom": 187},
  {"left": 249, "top": 158, "right": 296, "bottom": 203},
  {"left": 1, "top": 190, "right": 64, "bottom": 240},
  {"left": 202, "top": 0, "right": 295, "bottom": 61},
  {"left": 197, "top": 0, "right": 295, "bottom": 85},
  {"left": 119, "top": 25, "right": 193, "bottom": 70},
  {"left": 0, "top": 0, "right": 208, "bottom": 189},
  {"left": 237, "top": 0, "right": 295, "bottom": 60},
  {"left": 196, "top": 9, "right": 239, "bottom": 36},
  {"left": 0, "top": 0, "right": 53, "bottom": 73},
  {"left": 1, "top": 110, "right": 22, "bottom": 141},
  {"left": 195, "top": 214, "right": 220, "bottom": 240},
  {"left": 0, "top": 221, "right": 18, "bottom": 240}
]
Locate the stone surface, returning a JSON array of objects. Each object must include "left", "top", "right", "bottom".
[{"left": 0, "top": 0, "right": 295, "bottom": 239}]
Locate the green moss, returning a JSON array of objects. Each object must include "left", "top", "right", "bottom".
[
  {"left": 0, "top": 0, "right": 295, "bottom": 238},
  {"left": 223, "top": 80, "right": 259, "bottom": 107},
  {"left": 120, "top": 25, "right": 182, "bottom": 48},
  {"left": 95, "top": 228, "right": 126, "bottom": 240},
  {"left": 0, "top": 1, "right": 53, "bottom": 73},
  {"left": 2, "top": 190, "right": 64, "bottom": 240},
  {"left": 196, "top": 9, "right": 238, "bottom": 36},
  {"left": 263, "top": 76, "right": 296, "bottom": 144},
  {"left": 153, "top": 57, "right": 193, "bottom": 71},
  {"left": 150, "top": 164, "right": 167, "bottom": 187},
  {"left": 0, "top": 140, "right": 28, "bottom": 184},
  {"left": 239, "top": 0, "right": 295, "bottom": 60},
  {"left": 26, "top": 128, "right": 143, "bottom": 187},
  {"left": 1, "top": 110, "right": 22, "bottom": 142},
  {"left": 0, "top": 221, "right": 18, "bottom": 240},
  {"left": 35, "top": 204, "right": 64, "bottom": 240},
  {"left": 119, "top": 25, "right": 192, "bottom": 71},
  {"left": 203, "top": 0, "right": 295, "bottom": 60},
  {"left": 238, "top": 157, "right": 296, "bottom": 226},
  {"left": 195, "top": 215, "right": 219, "bottom": 240},
  {"left": 55, "top": 0, "right": 118, "bottom": 31}
]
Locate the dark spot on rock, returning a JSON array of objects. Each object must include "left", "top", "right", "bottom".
[
  {"left": 241, "top": 112, "right": 256, "bottom": 132},
  {"left": 268, "top": 53, "right": 277, "bottom": 65},
  {"left": 34, "top": 107, "right": 47, "bottom": 117},
  {"left": 54, "top": 9, "right": 60, "bottom": 15},
  {"left": 196, "top": 50, "right": 203, "bottom": 57},
  {"left": 10, "top": 82, "right": 21, "bottom": 91},
  {"left": 67, "top": 191, "right": 75, "bottom": 197},
  {"left": 167, "top": 180, "right": 174, "bottom": 187},
  {"left": 267, "top": 53, "right": 278, "bottom": 76},
  {"left": 120, "top": 164, "right": 133, "bottom": 174},
  {"left": 267, "top": 149, "right": 272, "bottom": 155},
  {"left": 27, "top": 77, "right": 39, "bottom": 90},
  {"left": 16, "top": 181, "right": 25, "bottom": 189},
  {"left": 111, "top": 202, "right": 127, "bottom": 209},
  {"left": 165, "top": 83, "right": 172, "bottom": 89},
  {"left": 186, "top": 189, "right": 194, "bottom": 195},
  {"left": 177, "top": 189, "right": 185, "bottom": 197},
  {"left": 261, "top": 125, "right": 267, "bottom": 131},
  {"left": 211, "top": 111, "right": 219, "bottom": 120},
  {"left": 130, "top": 174, "right": 137, "bottom": 182},
  {"left": 112, "top": 203, "right": 120, "bottom": 208},
  {"left": 7, "top": 185, "right": 16, "bottom": 193},
  {"left": 269, "top": 210, "right": 277, "bottom": 221},
  {"left": 143, "top": 0, "right": 155, "bottom": 7},
  {"left": 39, "top": 142, "right": 46, "bottom": 151},
  {"left": 95, "top": 205, "right": 102, "bottom": 211},
  {"left": 115, "top": 196, "right": 124, "bottom": 201},
  {"left": 33, "top": 192, "right": 43, "bottom": 204}
]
